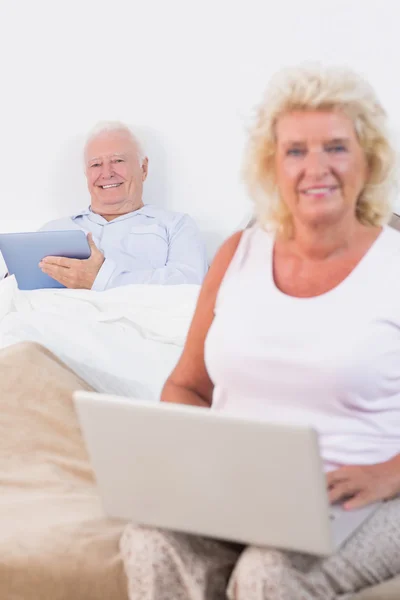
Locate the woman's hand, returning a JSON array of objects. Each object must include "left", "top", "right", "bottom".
[{"left": 326, "top": 455, "right": 400, "bottom": 510}]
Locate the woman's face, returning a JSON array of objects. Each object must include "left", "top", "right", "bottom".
[{"left": 274, "top": 110, "right": 368, "bottom": 229}]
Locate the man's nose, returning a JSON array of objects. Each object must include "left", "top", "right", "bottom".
[{"left": 100, "top": 162, "right": 113, "bottom": 179}]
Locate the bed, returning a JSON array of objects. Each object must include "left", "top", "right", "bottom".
[
  {"left": 0, "top": 342, "right": 129, "bottom": 600},
  {"left": 1, "top": 216, "right": 400, "bottom": 600},
  {"left": 0, "top": 223, "right": 217, "bottom": 599}
]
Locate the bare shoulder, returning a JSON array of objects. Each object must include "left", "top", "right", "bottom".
[
  {"left": 186, "top": 228, "right": 244, "bottom": 348},
  {"left": 163, "top": 230, "right": 244, "bottom": 403},
  {"left": 205, "top": 230, "right": 243, "bottom": 292}
]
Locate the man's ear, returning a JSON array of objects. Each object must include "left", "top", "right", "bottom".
[{"left": 142, "top": 157, "right": 149, "bottom": 181}]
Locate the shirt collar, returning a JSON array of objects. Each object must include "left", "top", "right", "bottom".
[{"left": 71, "top": 204, "right": 156, "bottom": 224}]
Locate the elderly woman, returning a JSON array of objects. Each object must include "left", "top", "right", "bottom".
[{"left": 120, "top": 65, "right": 400, "bottom": 599}]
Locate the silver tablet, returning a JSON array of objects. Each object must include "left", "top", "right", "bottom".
[{"left": 0, "top": 230, "right": 91, "bottom": 290}]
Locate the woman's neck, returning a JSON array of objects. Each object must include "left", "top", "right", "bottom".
[{"left": 285, "top": 219, "right": 380, "bottom": 261}]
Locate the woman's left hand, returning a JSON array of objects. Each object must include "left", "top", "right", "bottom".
[{"left": 326, "top": 457, "right": 400, "bottom": 510}]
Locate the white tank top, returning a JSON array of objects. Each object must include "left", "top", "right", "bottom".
[{"left": 205, "top": 225, "right": 400, "bottom": 470}]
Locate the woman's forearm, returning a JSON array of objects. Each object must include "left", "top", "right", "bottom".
[
  {"left": 161, "top": 380, "right": 211, "bottom": 408},
  {"left": 387, "top": 453, "right": 400, "bottom": 492}
]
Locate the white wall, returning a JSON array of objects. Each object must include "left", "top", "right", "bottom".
[{"left": 0, "top": 0, "right": 399, "bottom": 258}]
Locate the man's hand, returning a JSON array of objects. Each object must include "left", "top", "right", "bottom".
[
  {"left": 39, "top": 233, "right": 105, "bottom": 289},
  {"left": 327, "top": 457, "right": 400, "bottom": 510}
]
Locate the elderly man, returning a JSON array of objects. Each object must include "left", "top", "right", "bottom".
[{"left": 39, "top": 122, "right": 208, "bottom": 290}]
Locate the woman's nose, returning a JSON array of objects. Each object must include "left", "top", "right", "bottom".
[{"left": 304, "top": 150, "right": 329, "bottom": 178}]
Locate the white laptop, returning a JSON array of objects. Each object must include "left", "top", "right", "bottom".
[{"left": 74, "top": 391, "right": 379, "bottom": 556}]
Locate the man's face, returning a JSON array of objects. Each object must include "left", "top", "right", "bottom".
[{"left": 85, "top": 130, "right": 148, "bottom": 221}]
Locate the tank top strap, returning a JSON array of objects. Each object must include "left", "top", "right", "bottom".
[
  {"left": 224, "top": 224, "right": 274, "bottom": 278},
  {"left": 215, "top": 225, "right": 275, "bottom": 311}
]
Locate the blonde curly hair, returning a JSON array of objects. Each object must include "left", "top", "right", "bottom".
[{"left": 243, "top": 65, "right": 397, "bottom": 237}]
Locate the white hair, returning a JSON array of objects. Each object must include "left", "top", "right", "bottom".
[{"left": 83, "top": 121, "right": 146, "bottom": 164}]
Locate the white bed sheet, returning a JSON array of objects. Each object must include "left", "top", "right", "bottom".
[{"left": 0, "top": 276, "right": 200, "bottom": 399}]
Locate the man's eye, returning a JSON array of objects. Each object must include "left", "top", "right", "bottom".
[
  {"left": 90, "top": 163, "right": 101, "bottom": 168},
  {"left": 113, "top": 159, "right": 124, "bottom": 163}
]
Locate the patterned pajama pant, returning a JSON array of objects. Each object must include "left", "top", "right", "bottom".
[{"left": 120, "top": 497, "right": 400, "bottom": 600}]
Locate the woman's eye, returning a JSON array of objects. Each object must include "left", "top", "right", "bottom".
[
  {"left": 326, "top": 145, "right": 346, "bottom": 153},
  {"left": 287, "top": 148, "right": 305, "bottom": 157}
]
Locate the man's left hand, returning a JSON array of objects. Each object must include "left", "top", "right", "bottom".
[
  {"left": 39, "top": 233, "right": 105, "bottom": 289},
  {"left": 327, "top": 457, "right": 400, "bottom": 510}
]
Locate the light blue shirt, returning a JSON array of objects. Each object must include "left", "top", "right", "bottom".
[{"left": 40, "top": 205, "right": 208, "bottom": 291}]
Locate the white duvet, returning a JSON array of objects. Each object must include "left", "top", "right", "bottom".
[{"left": 0, "top": 276, "right": 200, "bottom": 399}]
